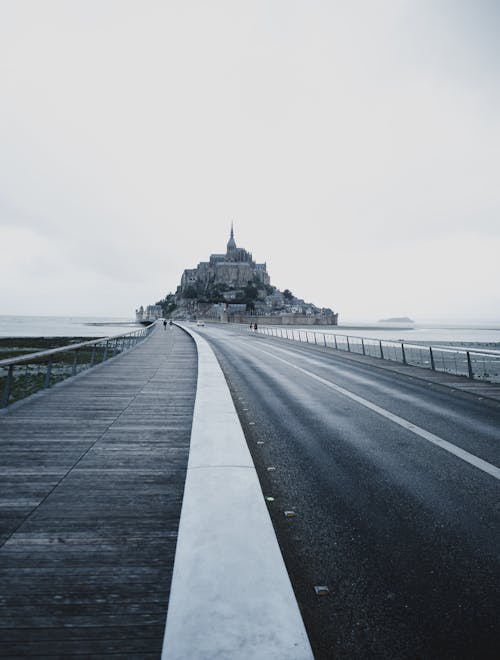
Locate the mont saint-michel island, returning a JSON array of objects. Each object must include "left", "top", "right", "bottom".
[{"left": 136, "top": 225, "right": 338, "bottom": 325}]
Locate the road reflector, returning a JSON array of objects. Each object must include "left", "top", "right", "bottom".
[
  {"left": 257, "top": 441, "right": 264, "bottom": 445},
  {"left": 284, "top": 510, "right": 297, "bottom": 518},
  {"left": 267, "top": 466, "right": 276, "bottom": 471},
  {"left": 314, "top": 586, "right": 329, "bottom": 596},
  {"left": 249, "top": 422, "right": 256, "bottom": 425},
  {"left": 266, "top": 496, "right": 275, "bottom": 502}
]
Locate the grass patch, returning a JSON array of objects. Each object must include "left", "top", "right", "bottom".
[
  {"left": 0, "top": 336, "right": 106, "bottom": 406},
  {"left": 0, "top": 337, "right": 99, "bottom": 360}
]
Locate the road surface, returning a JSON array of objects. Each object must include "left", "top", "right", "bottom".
[{"left": 197, "top": 324, "right": 500, "bottom": 660}]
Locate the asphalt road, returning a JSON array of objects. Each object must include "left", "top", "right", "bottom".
[{"left": 198, "top": 324, "right": 500, "bottom": 660}]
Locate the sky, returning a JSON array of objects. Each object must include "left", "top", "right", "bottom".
[{"left": 1, "top": 0, "right": 499, "bottom": 322}]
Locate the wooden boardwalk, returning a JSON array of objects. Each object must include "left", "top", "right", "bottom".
[{"left": 0, "top": 326, "right": 197, "bottom": 659}]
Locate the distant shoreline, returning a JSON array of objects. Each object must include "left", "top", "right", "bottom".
[
  {"left": 0, "top": 315, "right": 141, "bottom": 339},
  {"left": 0, "top": 337, "right": 99, "bottom": 360}
]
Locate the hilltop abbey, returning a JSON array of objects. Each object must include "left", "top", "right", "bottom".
[
  {"left": 137, "top": 226, "right": 338, "bottom": 325},
  {"left": 179, "top": 223, "right": 270, "bottom": 296}
]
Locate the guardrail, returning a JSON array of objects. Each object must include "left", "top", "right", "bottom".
[
  {"left": 252, "top": 326, "right": 500, "bottom": 384},
  {"left": 0, "top": 324, "right": 156, "bottom": 408}
]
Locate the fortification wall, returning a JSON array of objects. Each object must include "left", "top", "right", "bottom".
[{"left": 228, "top": 314, "right": 338, "bottom": 326}]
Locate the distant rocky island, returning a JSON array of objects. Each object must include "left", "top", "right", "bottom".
[
  {"left": 379, "top": 317, "right": 414, "bottom": 323},
  {"left": 136, "top": 225, "right": 338, "bottom": 326}
]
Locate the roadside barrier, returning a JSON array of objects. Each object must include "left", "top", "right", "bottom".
[
  {"left": 0, "top": 324, "right": 156, "bottom": 408},
  {"left": 252, "top": 326, "right": 500, "bottom": 384},
  {"left": 163, "top": 324, "right": 313, "bottom": 659}
]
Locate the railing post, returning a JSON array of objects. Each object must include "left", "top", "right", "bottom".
[
  {"left": 361, "top": 338, "right": 366, "bottom": 356},
  {"left": 44, "top": 357, "right": 53, "bottom": 389},
  {"left": 314, "top": 332, "right": 317, "bottom": 345},
  {"left": 334, "top": 335, "right": 338, "bottom": 350},
  {"left": 379, "top": 340, "right": 384, "bottom": 359},
  {"left": 346, "top": 336, "right": 350, "bottom": 352},
  {"left": 467, "top": 351, "right": 474, "bottom": 379},
  {"left": 323, "top": 333, "right": 327, "bottom": 347},
  {"left": 429, "top": 347, "right": 435, "bottom": 371},
  {"left": 401, "top": 343, "right": 407, "bottom": 365},
  {"left": 0, "top": 328, "right": 147, "bottom": 408},
  {"left": 1, "top": 365, "right": 13, "bottom": 408}
]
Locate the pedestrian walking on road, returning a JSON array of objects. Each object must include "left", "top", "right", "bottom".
[
  {"left": 163, "top": 320, "right": 167, "bottom": 330},
  {"left": 254, "top": 322, "right": 258, "bottom": 331}
]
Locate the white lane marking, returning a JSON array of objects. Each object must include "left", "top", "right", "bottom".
[{"left": 251, "top": 345, "right": 500, "bottom": 481}]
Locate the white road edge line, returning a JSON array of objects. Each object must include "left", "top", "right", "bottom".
[
  {"left": 251, "top": 344, "right": 500, "bottom": 481},
  {"left": 162, "top": 325, "right": 314, "bottom": 660}
]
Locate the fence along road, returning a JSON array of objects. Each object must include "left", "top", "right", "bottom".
[
  {"left": 251, "top": 325, "right": 500, "bottom": 383},
  {"left": 0, "top": 324, "right": 197, "bottom": 658}
]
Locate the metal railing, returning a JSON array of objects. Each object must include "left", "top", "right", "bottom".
[
  {"left": 252, "top": 326, "right": 500, "bottom": 384},
  {"left": 0, "top": 324, "right": 156, "bottom": 408}
]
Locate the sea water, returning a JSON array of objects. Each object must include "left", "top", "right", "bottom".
[
  {"left": 303, "top": 321, "right": 500, "bottom": 348},
  {"left": 2, "top": 315, "right": 500, "bottom": 347},
  {"left": 0, "top": 315, "right": 142, "bottom": 338}
]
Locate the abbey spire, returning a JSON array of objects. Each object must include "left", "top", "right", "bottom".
[{"left": 227, "top": 221, "right": 236, "bottom": 252}]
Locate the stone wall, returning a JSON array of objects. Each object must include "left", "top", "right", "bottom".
[{"left": 227, "top": 314, "right": 338, "bottom": 326}]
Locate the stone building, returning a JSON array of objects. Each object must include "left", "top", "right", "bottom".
[
  {"left": 177, "top": 224, "right": 270, "bottom": 298},
  {"left": 154, "top": 224, "right": 339, "bottom": 325},
  {"left": 136, "top": 304, "right": 162, "bottom": 322}
]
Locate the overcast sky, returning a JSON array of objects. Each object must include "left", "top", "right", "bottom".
[{"left": 1, "top": 0, "right": 499, "bottom": 322}]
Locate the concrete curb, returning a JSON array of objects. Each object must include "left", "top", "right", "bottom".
[{"left": 162, "top": 325, "right": 313, "bottom": 660}]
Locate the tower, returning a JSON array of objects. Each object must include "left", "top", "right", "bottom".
[
  {"left": 227, "top": 222, "right": 236, "bottom": 250},
  {"left": 226, "top": 221, "right": 237, "bottom": 260}
]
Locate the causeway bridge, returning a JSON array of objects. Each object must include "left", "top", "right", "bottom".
[{"left": 1, "top": 323, "right": 499, "bottom": 659}]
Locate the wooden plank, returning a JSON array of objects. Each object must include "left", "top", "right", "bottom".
[{"left": 0, "top": 326, "right": 197, "bottom": 658}]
